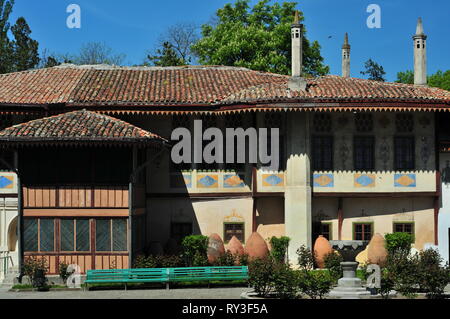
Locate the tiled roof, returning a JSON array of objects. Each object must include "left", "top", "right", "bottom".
[
  {"left": 0, "top": 109, "right": 167, "bottom": 145},
  {"left": 0, "top": 65, "right": 449, "bottom": 109}
]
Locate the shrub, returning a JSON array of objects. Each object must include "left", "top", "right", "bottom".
[
  {"left": 271, "top": 262, "right": 298, "bottom": 299},
  {"left": 214, "top": 251, "right": 236, "bottom": 266},
  {"left": 248, "top": 257, "right": 298, "bottom": 299},
  {"left": 385, "top": 232, "right": 414, "bottom": 254},
  {"left": 323, "top": 251, "right": 343, "bottom": 282},
  {"left": 269, "top": 236, "right": 290, "bottom": 263},
  {"left": 296, "top": 245, "right": 315, "bottom": 271},
  {"left": 182, "top": 235, "right": 209, "bottom": 267},
  {"left": 384, "top": 249, "right": 419, "bottom": 298},
  {"left": 134, "top": 255, "right": 184, "bottom": 268},
  {"left": 238, "top": 253, "right": 250, "bottom": 266},
  {"left": 378, "top": 269, "right": 395, "bottom": 299},
  {"left": 58, "top": 262, "right": 73, "bottom": 284},
  {"left": 416, "top": 248, "right": 450, "bottom": 299},
  {"left": 248, "top": 257, "right": 277, "bottom": 297},
  {"left": 297, "top": 271, "right": 333, "bottom": 299},
  {"left": 23, "top": 257, "right": 49, "bottom": 291}
]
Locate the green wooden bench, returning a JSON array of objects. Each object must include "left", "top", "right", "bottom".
[{"left": 85, "top": 266, "right": 248, "bottom": 290}]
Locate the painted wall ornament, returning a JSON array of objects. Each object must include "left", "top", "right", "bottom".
[
  {"left": 420, "top": 136, "right": 431, "bottom": 169},
  {"left": 378, "top": 137, "right": 390, "bottom": 170},
  {"left": 339, "top": 137, "right": 350, "bottom": 170}
]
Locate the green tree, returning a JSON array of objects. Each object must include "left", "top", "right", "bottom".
[
  {"left": 360, "top": 58, "right": 386, "bottom": 82},
  {"left": 11, "top": 17, "right": 39, "bottom": 71},
  {"left": 191, "top": 0, "right": 329, "bottom": 76},
  {"left": 146, "top": 41, "right": 186, "bottom": 66},
  {"left": 0, "top": 0, "right": 15, "bottom": 74},
  {"left": 396, "top": 69, "right": 450, "bottom": 91}
]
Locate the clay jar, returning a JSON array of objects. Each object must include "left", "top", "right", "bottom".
[
  {"left": 244, "top": 232, "right": 269, "bottom": 260},
  {"left": 227, "top": 236, "right": 245, "bottom": 256},
  {"left": 207, "top": 233, "right": 225, "bottom": 264},
  {"left": 313, "top": 235, "right": 333, "bottom": 269},
  {"left": 367, "top": 233, "right": 388, "bottom": 266}
]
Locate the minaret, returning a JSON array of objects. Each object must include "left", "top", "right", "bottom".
[
  {"left": 413, "top": 18, "right": 427, "bottom": 86},
  {"left": 288, "top": 11, "right": 307, "bottom": 90},
  {"left": 342, "top": 33, "right": 350, "bottom": 77}
]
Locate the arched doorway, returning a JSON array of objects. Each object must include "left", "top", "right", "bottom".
[{"left": 7, "top": 217, "right": 17, "bottom": 252}]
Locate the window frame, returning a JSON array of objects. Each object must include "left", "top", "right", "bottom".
[
  {"left": 353, "top": 136, "right": 375, "bottom": 171},
  {"left": 23, "top": 218, "right": 56, "bottom": 253},
  {"left": 320, "top": 222, "right": 332, "bottom": 240},
  {"left": 312, "top": 135, "right": 334, "bottom": 171},
  {"left": 95, "top": 218, "right": 128, "bottom": 253},
  {"left": 393, "top": 222, "right": 415, "bottom": 236},
  {"left": 394, "top": 136, "right": 415, "bottom": 171},
  {"left": 223, "top": 222, "right": 245, "bottom": 244},
  {"left": 352, "top": 222, "right": 373, "bottom": 241},
  {"left": 59, "top": 218, "right": 91, "bottom": 253}
]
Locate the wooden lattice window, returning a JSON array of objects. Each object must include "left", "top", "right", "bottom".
[
  {"left": 353, "top": 223, "right": 373, "bottom": 241},
  {"left": 355, "top": 113, "right": 373, "bottom": 132},
  {"left": 395, "top": 114, "right": 414, "bottom": 133},
  {"left": 23, "top": 218, "right": 55, "bottom": 252},
  {"left": 312, "top": 136, "right": 333, "bottom": 171},
  {"left": 60, "top": 219, "right": 90, "bottom": 252},
  {"left": 313, "top": 113, "right": 332, "bottom": 133},
  {"left": 354, "top": 136, "right": 375, "bottom": 170},
  {"left": 95, "top": 219, "right": 127, "bottom": 252},
  {"left": 394, "top": 136, "right": 415, "bottom": 170},
  {"left": 224, "top": 223, "right": 245, "bottom": 243}
]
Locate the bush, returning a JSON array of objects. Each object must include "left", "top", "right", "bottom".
[
  {"left": 248, "top": 257, "right": 277, "bottom": 297},
  {"left": 269, "top": 236, "right": 290, "bottom": 263},
  {"left": 385, "top": 232, "right": 414, "bottom": 254},
  {"left": 297, "top": 271, "right": 333, "bottom": 299},
  {"left": 214, "top": 251, "right": 236, "bottom": 266},
  {"left": 23, "top": 257, "right": 49, "bottom": 291},
  {"left": 271, "top": 262, "right": 298, "bottom": 299},
  {"left": 134, "top": 255, "right": 184, "bottom": 268},
  {"left": 182, "top": 235, "right": 209, "bottom": 267},
  {"left": 384, "top": 249, "right": 419, "bottom": 298},
  {"left": 323, "top": 251, "right": 343, "bottom": 282},
  {"left": 238, "top": 253, "right": 250, "bottom": 266},
  {"left": 416, "top": 248, "right": 450, "bottom": 299},
  {"left": 296, "top": 245, "right": 315, "bottom": 271},
  {"left": 248, "top": 257, "right": 298, "bottom": 299}
]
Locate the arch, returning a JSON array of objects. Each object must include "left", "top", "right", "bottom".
[{"left": 7, "top": 216, "right": 17, "bottom": 252}]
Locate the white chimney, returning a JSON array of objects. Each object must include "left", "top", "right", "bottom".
[
  {"left": 413, "top": 18, "right": 427, "bottom": 86},
  {"left": 288, "top": 11, "right": 307, "bottom": 91},
  {"left": 342, "top": 33, "right": 350, "bottom": 77}
]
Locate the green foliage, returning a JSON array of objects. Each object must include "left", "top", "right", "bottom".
[
  {"left": 416, "top": 249, "right": 450, "bottom": 299},
  {"left": 397, "top": 69, "right": 450, "bottom": 91},
  {"left": 248, "top": 257, "right": 298, "bottom": 298},
  {"left": 296, "top": 245, "right": 315, "bottom": 271},
  {"left": 0, "top": 0, "right": 16, "bottom": 74},
  {"left": 360, "top": 58, "right": 386, "bottom": 82},
  {"left": 23, "top": 257, "right": 49, "bottom": 290},
  {"left": 385, "top": 232, "right": 414, "bottom": 254},
  {"left": 384, "top": 250, "right": 419, "bottom": 298},
  {"left": 58, "top": 262, "right": 74, "bottom": 284},
  {"left": 182, "top": 235, "right": 209, "bottom": 267},
  {"left": 297, "top": 270, "right": 333, "bottom": 299},
  {"left": 11, "top": 17, "right": 39, "bottom": 71},
  {"left": 238, "top": 253, "right": 250, "bottom": 266},
  {"left": 133, "top": 255, "right": 184, "bottom": 268},
  {"left": 323, "top": 251, "right": 343, "bottom": 282},
  {"left": 191, "top": 0, "right": 329, "bottom": 76},
  {"left": 214, "top": 251, "right": 236, "bottom": 266},
  {"left": 146, "top": 41, "right": 186, "bottom": 67},
  {"left": 269, "top": 236, "right": 290, "bottom": 263}
]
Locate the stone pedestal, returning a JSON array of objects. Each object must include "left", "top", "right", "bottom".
[{"left": 329, "top": 262, "right": 369, "bottom": 298}]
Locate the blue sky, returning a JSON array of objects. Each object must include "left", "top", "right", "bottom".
[{"left": 9, "top": 0, "right": 450, "bottom": 81}]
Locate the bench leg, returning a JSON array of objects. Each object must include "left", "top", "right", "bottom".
[
  {"left": 166, "top": 283, "right": 170, "bottom": 290},
  {"left": 124, "top": 283, "right": 127, "bottom": 291}
]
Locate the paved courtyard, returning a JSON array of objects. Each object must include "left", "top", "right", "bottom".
[{"left": 0, "top": 287, "right": 251, "bottom": 299}]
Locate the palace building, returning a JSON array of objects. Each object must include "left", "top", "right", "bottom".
[{"left": 0, "top": 17, "right": 450, "bottom": 277}]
